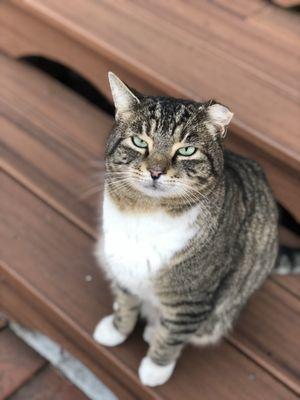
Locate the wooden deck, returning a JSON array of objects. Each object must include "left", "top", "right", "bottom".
[
  {"left": 0, "top": 0, "right": 300, "bottom": 398},
  {"left": 0, "top": 321, "right": 89, "bottom": 399},
  {"left": 0, "top": 0, "right": 299, "bottom": 221},
  {"left": 0, "top": 54, "right": 299, "bottom": 399}
]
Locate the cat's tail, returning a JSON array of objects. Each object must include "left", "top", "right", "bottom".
[{"left": 273, "top": 246, "right": 300, "bottom": 275}]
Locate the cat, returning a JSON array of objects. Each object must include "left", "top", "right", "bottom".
[{"left": 93, "top": 72, "right": 279, "bottom": 387}]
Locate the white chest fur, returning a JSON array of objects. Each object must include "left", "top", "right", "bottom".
[{"left": 97, "top": 192, "right": 200, "bottom": 300}]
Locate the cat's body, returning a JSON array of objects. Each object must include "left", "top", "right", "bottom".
[
  {"left": 93, "top": 73, "right": 279, "bottom": 386},
  {"left": 96, "top": 150, "right": 278, "bottom": 347}
]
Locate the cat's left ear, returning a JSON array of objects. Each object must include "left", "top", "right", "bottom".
[
  {"left": 207, "top": 103, "right": 233, "bottom": 139},
  {"left": 108, "top": 72, "right": 140, "bottom": 120}
]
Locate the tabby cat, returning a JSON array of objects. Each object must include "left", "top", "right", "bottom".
[{"left": 93, "top": 72, "right": 279, "bottom": 387}]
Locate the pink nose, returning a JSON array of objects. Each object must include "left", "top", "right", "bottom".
[{"left": 149, "top": 168, "right": 163, "bottom": 180}]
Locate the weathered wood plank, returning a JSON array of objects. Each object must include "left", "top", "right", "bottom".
[
  {"left": 0, "top": 55, "right": 299, "bottom": 297},
  {"left": 272, "top": 0, "right": 300, "bottom": 7},
  {"left": 1, "top": 172, "right": 299, "bottom": 398},
  {"left": 0, "top": 277, "right": 137, "bottom": 400},
  {"left": 0, "top": 328, "right": 46, "bottom": 399},
  {"left": 8, "top": 0, "right": 300, "bottom": 173},
  {"left": 0, "top": 315, "right": 8, "bottom": 331},
  {"left": 1, "top": 2, "right": 299, "bottom": 220},
  {"left": 9, "top": 366, "right": 89, "bottom": 400},
  {"left": 213, "top": 0, "right": 267, "bottom": 18}
]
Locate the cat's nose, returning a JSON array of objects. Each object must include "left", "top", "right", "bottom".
[{"left": 149, "top": 168, "right": 163, "bottom": 180}]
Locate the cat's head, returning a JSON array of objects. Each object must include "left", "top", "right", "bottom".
[{"left": 105, "top": 72, "right": 233, "bottom": 206}]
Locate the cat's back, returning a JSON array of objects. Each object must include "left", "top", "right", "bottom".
[
  {"left": 224, "top": 150, "right": 278, "bottom": 229},
  {"left": 224, "top": 150, "right": 274, "bottom": 198}
]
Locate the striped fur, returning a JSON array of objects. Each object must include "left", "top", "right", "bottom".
[{"left": 94, "top": 74, "right": 279, "bottom": 386}]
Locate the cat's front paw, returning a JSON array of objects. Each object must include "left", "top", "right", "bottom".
[
  {"left": 93, "top": 314, "right": 126, "bottom": 346},
  {"left": 138, "top": 356, "right": 176, "bottom": 387}
]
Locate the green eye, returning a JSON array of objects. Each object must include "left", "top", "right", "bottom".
[
  {"left": 177, "top": 146, "right": 197, "bottom": 156},
  {"left": 132, "top": 136, "right": 148, "bottom": 149}
]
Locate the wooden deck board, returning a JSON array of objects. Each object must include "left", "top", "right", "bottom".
[
  {"left": 0, "top": 55, "right": 299, "bottom": 398},
  {"left": 1, "top": 1, "right": 299, "bottom": 220},
  {"left": 0, "top": 328, "right": 46, "bottom": 399},
  {"left": 0, "top": 316, "right": 8, "bottom": 331},
  {"left": 0, "top": 280, "right": 136, "bottom": 400},
  {"left": 9, "top": 366, "right": 90, "bottom": 400},
  {"left": 0, "top": 55, "right": 112, "bottom": 234},
  {"left": 213, "top": 0, "right": 268, "bottom": 19},
  {"left": 0, "top": 55, "right": 299, "bottom": 296},
  {"left": 1, "top": 172, "right": 298, "bottom": 399},
  {"left": 10, "top": 0, "right": 300, "bottom": 174}
]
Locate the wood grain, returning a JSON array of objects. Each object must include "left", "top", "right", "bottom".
[
  {"left": 1, "top": 172, "right": 298, "bottom": 399},
  {"left": 0, "top": 316, "right": 8, "bottom": 331},
  {"left": 9, "top": 0, "right": 300, "bottom": 172},
  {"left": 9, "top": 366, "right": 89, "bottom": 400},
  {"left": 0, "top": 1, "right": 299, "bottom": 220},
  {"left": 0, "top": 328, "right": 45, "bottom": 399},
  {"left": 272, "top": 0, "right": 300, "bottom": 7},
  {"left": 0, "top": 279, "right": 137, "bottom": 400},
  {"left": 0, "top": 54, "right": 299, "bottom": 395},
  {"left": 2, "top": 56, "right": 299, "bottom": 298},
  {"left": 213, "top": 0, "right": 267, "bottom": 18}
]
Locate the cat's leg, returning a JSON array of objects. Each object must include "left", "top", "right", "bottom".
[
  {"left": 191, "top": 294, "right": 247, "bottom": 346},
  {"left": 190, "top": 314, "right": 228, "bottom": 346},
  {"left": 140, "top": 300, "right": 159, "bottom": 344},
  {"left": 93, "top": 286, "right": 140, "bottom": 346},
  {"left": 139, "top": 306, "right": 210, "bottom": 386}
]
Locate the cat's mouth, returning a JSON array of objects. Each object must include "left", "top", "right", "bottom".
[
  {"left": 129, "top": 175, "right": 182, "bottom": 198},
  {"left": 143, "top": 180, "right": 164, "bottom": 192},
  {"left": 134, "top": 179, "right": 173, "bottom": 198}
]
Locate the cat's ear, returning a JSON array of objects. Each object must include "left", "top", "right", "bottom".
[
  {"left": 207, "top": 103, "right": 233, "bottom": 139},
  {"left": 108, "top": 72, "right": 140, "bottom": 119}
]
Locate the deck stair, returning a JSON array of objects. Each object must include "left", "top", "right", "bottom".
[
  {"left": 1, "top": 55, "right": 300, "bottom": 399},
  {"left": 0, "top": 0, "right": 299, "bottom": 220},
  {"left": 0, "top": 1, "right": 300, "bottom": 398}
]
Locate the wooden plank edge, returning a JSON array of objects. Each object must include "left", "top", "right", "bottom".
[
  {"left": 1, "top": 260, "right": 299, "bottom": 398},
  {"left": 228, "top": 335, "right": 300, "bottom": 396},
  {"left": 0, "top": 314, "right": 8, "bottom": 330},
  {"left": 0, "top": 260, "right": 163, "bottom": 400},
  {"left": 228, "top": 303, "right": 300, "bottom": 396},
  {"left": 2, "top": 157, "right": 299, "bottom": 393},
  {"left": 0, "top": 286, "right": 137, "bottom": 400},
  {"left": 0, "top": 159, "right": 96, "bottom": 238},
  {"left": 271, "top": 278, "right": 300, "bottom": 300},
  {"left": 10, "top": 0, "right": 300, "bottom": 173}
]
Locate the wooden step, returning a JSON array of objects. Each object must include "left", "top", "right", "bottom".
[
  {"left": 9, "top": 366, "right": 89, "bottom": 400},
  {"left": 3, "top": 174, "right": 299, "bottom": 400},
  {"left": 0, "top": 326, "right": 90, "bottom": 400},
  {"left": 9, "top": 366, "right": 90, "bottom": 400},
  {"left": 0, "top": 55, "right": 299, "bottom": 399},
  {"left": 0, "top": 327, "right": 46, "bottom": 398},
  {"left": 0, "top": 0, "right": 299, "bottom": 221},
  {"left": 1, "top": 54, "right": 299, "bottom": 298}
]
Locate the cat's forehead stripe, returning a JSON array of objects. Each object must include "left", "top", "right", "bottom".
[
  {"left": 149, "top": 119, "right": 156, "bottom": 136},
  {"left": 142, "top": 121, "right": 147, "bottom": 136},
  {"left": 144, "top": 102, "right": 192, "bottom": 139}
]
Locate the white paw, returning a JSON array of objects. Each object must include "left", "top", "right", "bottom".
[
  {"left": 93, "top": 315, "right": 126, "bottom": 347},
  {"left": 143, "top": 325, "right": 155, "bottom": 344},
  {"left": 138, "top": 356, "right": 176, "bottom": 387}
]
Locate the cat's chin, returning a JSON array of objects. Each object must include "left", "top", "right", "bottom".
[{"left": 136, "top": 183, "right": 170, "bottom": 198}]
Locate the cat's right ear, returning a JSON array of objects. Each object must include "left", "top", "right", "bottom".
[
  {"left": 108, "top": 72, "right": 140, "bottom": 120},
  {"left": 207, "top": 103, "right": 233, "bottom": 139}
]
